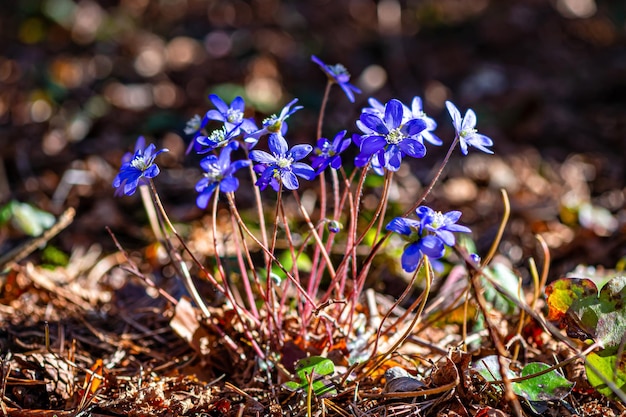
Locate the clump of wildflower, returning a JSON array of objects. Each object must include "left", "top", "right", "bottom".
[
  {"left": 311, "top": 130, "right": 351, "bottom": 173},
  {"left": 249, "top": 133, "right": 315, "bottom": 191},
  {"left": 195, "top": 142, "right": 250, "bottom": 209},
  {"left": 311, "top": 55, "right": 361, "bottom": 103},
  {"left": 445, "top": 101, "right": 494, "bottom": 155},
  {"left": 113, "top": 136, "right": 168, "bottom": 196},
  {"left": 206, "top": 94, "right": 258, "bottom": 135},
  {"left": 354, "top": 98, "right": 427, "bottom": 172},
  {"left": 386, "top": 206, "right": 471, "bottom": 272},
  {"left": 245, "top": 99, "right": 302, "bottom": 149}
]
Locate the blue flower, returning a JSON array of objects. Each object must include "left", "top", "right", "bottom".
[
  {"left": 195, "top": 126, "right": 239, "bottom": 154},
  {"left": 408, "top": 97, "right": 442, "bottom": 146},
  {"left": 362, "top": 97, "right": 442, "bottom": 147},
  {"left": 445, "top": 101, "right": 494, "bottom": 155},
  {"left": 245, "top": 99, "right": 302, "bottom": 149},
  {"left": 195, "top": 142, "right": 250, "bottom": 209},
  {"left": 311, "top": 130, "right": 351, "bottom": 173},
  {"left": 386, "top": 206, "right": 471, "bottom": 272},
  {"left": 206, "top": 94, "right": 258, "bottom": 135},
  {"left": 113, "top": 137, "right": 168, "bottom": 196},
  {"left": 249, "top": 133, "right": 315, "bottom": 191},
  {"left": 184, "top": 113, "right": 210, "bottom": 154},
  {"left": 311, "top": 55, "right": 361, "bottom": 103},
  {"left": 355, "top": 99, "right": 427, "bottom": 172}
]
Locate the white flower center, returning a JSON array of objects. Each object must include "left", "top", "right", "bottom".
[
  {"left": 184, "top": 115, "right": 201, "bottom": 134},
  {"left": 208, "top": 128, "right": 228, "bottom": 145},
  {"left": 460, "top": 128, "right": 477, "bottom": 138},
  {"left": 204, "top": 165, "right": 222, "bottom": 181},
  {"left": 386, "top": 128, "right": 404, "bottom": 145},
  {"left": 263, "top": 115, "right": 281, "bottom": 133},
  {"left": 227, "top": 108, "right": 243, "bottom": 124},
  {"left": 130, "top": 156, "right": 149, "bottom": 171},
  {"left": 430, "top": 211, "right": 445, "bottom": 228},
  {"left": 276, "top": 155, "right": 293, "bottom": 169}
]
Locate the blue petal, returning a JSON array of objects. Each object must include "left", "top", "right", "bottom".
[
  {"left": 384, "top": 99, "right": 404, "bottom": 129},
  {"left": 386, "top": 217, "right": 412, "bottom": 235},
  {"left": 360, "top": 113, "right": 388, "bottom": 135},
  {"left": 209, "top": 94, "right": 229, "bottom": 114},
  {"left": 206, "top": 109, "right": 225, "bottom": 121},
  {"left": 195, "top": 177, "right": 209, "bottom": 192},
  {"left": 292, "top": 162, "right": 316, "bottom": 180},
  {"left": 289, "top": 144, "right": 313, "bottom": 161},
  {"left": 419, "top": 235, "right": 446, "bottom": 259},
  {"left": 281, "top": 170, "right": 299, "bottom": 190},
  {"left": 196, "top": 184, "right": 217, "bottom": 209},
  {"left": 402, "top": 119, "right": 427, "bottom": 136},
  {"left": 143, "top": 164, "right": 160, "bottom": 179},
  {"left": 339, "top": 82, "right": 356, "bottom": 103},
  {"left": 268, "top": 133, "right": 288, "bottom": 155},
  {"left": 249, "top": 150, "right": 276, "bottom": 164},
  {"left": 220, "top": 177, "right": 239, "bottom": 193},
  {"left": 360, "top": 136, "right": 386, "bottom": 155},
  {"left": 399, "top": 138, "right": 426, "bottom": 159},
  {"left": 231, "top": 96, "right": 245, "bottom": 111},
  {"left": 401, "top": 242, "right": 423, "bottom": 273},
  {"left": 384, "top": 145, "right": 402, "bottom": 171},
  {"left": 445, "top": 101, "right": 462, "bottom": 132}
]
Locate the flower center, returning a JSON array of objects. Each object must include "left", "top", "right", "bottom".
[
  {"left": 263, "top": 115, "right": 282, "bottom": 133},
  {"left": 184, "top": 115, "right": 202, "bottom": 134},
  {"left": 208, "top": 128, "right": 228, "bottom": 146},
  {"left": 226, "top": 108, "right": 243, "bottom": 124},
  {"left": 130, "top": 156, "right": 150, "bottom": 171},
  {"left": 386, "top": 128, "right": 404, "bottom": 145},
  {"left": 204, "top": 165, "right": 223, "bottom": 181},
  {"left": 329, "top": 64, "right": 349, "bottom": 78},
  {"left": 430, "top": 211, "right": 445, "bottom": 229},
  {"left": 276, "top": 155, "right": 293, "bottom": 169},
  {"left": 460, "top": 128, "right": 477, "bottom": 138}
]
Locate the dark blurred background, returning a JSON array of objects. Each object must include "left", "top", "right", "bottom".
[{"left": 0, "top": 0, "right": 624, "bottom": 273}]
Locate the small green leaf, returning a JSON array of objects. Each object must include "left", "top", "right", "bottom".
[
  {"left": 586, "top": 347, "right": 626, "bottom": 398},
  {"left": 512, "top": 362, "right": 574, "bottom": 402},
  {"left": 2, "top": 201, "right": 56, "bottom": 237},
  {"left": 472, "top": 355, "right": 515, "bottom": 393},
  {"left": 284, "top": 356, "right": 337, "bottom": 397}
]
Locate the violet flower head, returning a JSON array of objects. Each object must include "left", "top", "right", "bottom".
[
  {"left": 311, "top": 130, "right": 351, "bottom": 173},
  {"left": 195, "top": 142, "right": 250, "bottom": 209},
  {"left": 249, "top": 133, "right": 315, "bottom": 191},
  {"left": 355, "top": 98, "right": 427, "bottom": 172},
  {"left": 408, "top": 97, "right": 442, "bottom": 146},
  {"left": 311, "top": 55, "right": 361, "bottom": 103},
  {"left": 206, "top": 94, "right": 258, "bottom": 135},
  {"left": 445, "top": 101, "right": 494, "bottom": 155},
  {"left": 195, "top": 126, "right": 239, "bottom": 154},
  {"left": 113, "top": 136, "right": 168, "bottom": 196},
  {"left": 386, "top": 206, "right": 471, "bottom": 273},
  {"left": 245, "top": 98, "right": 302, "bottom": 149}
]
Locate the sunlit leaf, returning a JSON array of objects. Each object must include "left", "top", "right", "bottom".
[
  {"left": 513, "top": 362, "right": 574, "bottom": 402},
  {"left": 283, "top": 356, "right": 337, "bottom": 397},
  {"left": 586, "top": 347, "right": 626, "bottom": 398}
]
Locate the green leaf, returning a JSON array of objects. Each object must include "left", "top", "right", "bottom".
[
  {"left": 1, "top": 201, "right": 56, "bottom": 237},
  {"left": 586, "top": 347, "right": 626, "bottom": 398},
  {"left": 284, "top": 356, "right": 337, "bottom": 397},
  {"left": 472, "top": 355, "right": 515, "bottom": 394},
  {"left": 512, "top": 362, "right": 574, "bottom": 402}
]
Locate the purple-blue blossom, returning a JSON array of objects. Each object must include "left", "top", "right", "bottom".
[
  {"left": 311, "top": 130, "right": 351, "bottom": 173},
  {"left": 195, "top": 142, "right": 250, "bottom": 209},
  {"left": 249, "top": 133, "right": 315, "bottom": 191},
  {"left": 206, "top": 94, "right": 258, "bottom": 135},
  {"left": 245, "top": 99, "right": 302, "bottom": 149},
  {"left": 354, "top": 99, "right": 427, "bottom": 172},
  {"left": 445, "top": 101, "right": 494, "bottom": 155},
  {"left": 311, "top": 55, "right": 361, "bottom": 103},
  {"left": 195, "top": 126, "right": 239, "bottom": 154},
  {"left": 386, "top": 206, "right": 471, "bottom": 272},
  {"left": 113, "top": 136, "right": 168, "bottom": 196}
]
